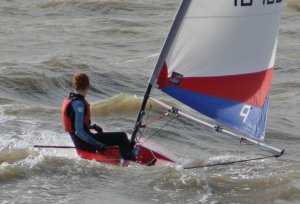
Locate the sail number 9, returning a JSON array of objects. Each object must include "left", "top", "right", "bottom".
[
  {"left": 234, "top": 0, "right": 282, "bottom": 6},
  {"left": 240, "top": 105, "right": 252, "bottom": 123}
]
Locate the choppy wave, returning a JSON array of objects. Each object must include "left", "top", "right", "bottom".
[
  {"left": 0, "top": 93, "right": 143, "bottom": 119},
  {"left": 92, "top": 93, "right": 142, "bottom": 116},
  {"left": 0, "top": 146, "right": 107, "bottom": 182},
  {"left": 0, "top": 71, "right": 67, "bottom": 94},
  {"left": 147, "top": 155, "right": 300, "bottom": 204},
  {"left": 0, "top": 145, "right": 299, "bottom": 203},
  {"left": 0, "top": 58, "right": 118, "bottom": 105},
  {"left": 0, "top": 148, "right": 35, "bottom": 182},
  {"left": 287, "top": 0, "right": 300, "bottom": 11},
  {"left": 0, "top": 1, "right": 29, "bottom": 16},
  {"left": 0, "top": 147, "right": 34, "bottom": 165},
  {"left": 1, "top": 146, "right": 296, "bottom": 193},
  {"left": 35, "top": 0, "right": 138, "bottom": 11},
  {"left": 34, "top": 0, "right": 176, "bottom": 12}
]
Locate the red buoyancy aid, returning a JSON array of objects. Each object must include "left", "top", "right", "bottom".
[{"left": 61, "top": 93, "right": 91, "bottom": 132}]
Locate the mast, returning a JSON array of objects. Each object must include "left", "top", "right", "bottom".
[{"left": 131, "top": 0, "right": 192, "bottom": 145}]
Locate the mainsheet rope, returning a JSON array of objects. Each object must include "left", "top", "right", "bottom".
[{"left": 183, "top": 154, "right": 280, "bottom": 170}]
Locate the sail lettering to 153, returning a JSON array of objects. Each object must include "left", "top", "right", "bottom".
[{"left": 234, "top": 0, "right": 282, "bottom": 6}]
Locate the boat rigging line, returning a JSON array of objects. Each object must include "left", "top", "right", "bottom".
[
  {"left": 138, "top": 110, "right": 179, "bottom": 146},
  {"left": 183, "top": 154, "right": 281, "bottom": 170}
]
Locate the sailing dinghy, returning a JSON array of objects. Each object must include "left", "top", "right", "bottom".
[{"left": 37, "top": 0, "right": 284, "bottom": 166}]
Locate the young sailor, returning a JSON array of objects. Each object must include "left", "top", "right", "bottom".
[{"left": 61, "top": 73, "right": 136, "bottom": 162}]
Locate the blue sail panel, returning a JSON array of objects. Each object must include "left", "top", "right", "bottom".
[{"left": 164, "top": 86, "right": 269, "bottom": 140}]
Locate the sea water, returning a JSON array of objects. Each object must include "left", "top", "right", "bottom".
[{"left": 0, "top": 0, "right": 300, "bottom": 203}]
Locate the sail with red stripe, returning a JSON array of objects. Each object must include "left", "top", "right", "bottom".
[{"left": 155, "top": 0, "right": 283, "bottom": 141}]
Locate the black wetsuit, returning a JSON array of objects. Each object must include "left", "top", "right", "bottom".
[{"left": 67, "top": 93, "right": 135, "bottom": 160}]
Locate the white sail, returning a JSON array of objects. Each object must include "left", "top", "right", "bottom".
[{"left": 155, "top": 0, "right": 283, "bottom": 141}]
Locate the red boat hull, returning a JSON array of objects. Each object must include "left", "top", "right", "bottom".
[{"left": 76, "top": 140, "right": 177, "bottom": 166}]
